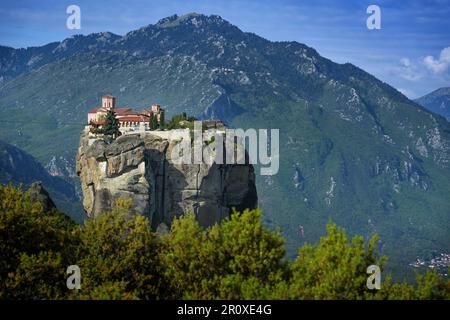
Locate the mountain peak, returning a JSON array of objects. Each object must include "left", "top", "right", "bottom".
[
  {"left": 155, "top": 13, "right": 228, "bottom": 28},
  {"left": 415, "top": 87, "right": 450, "bottom": 121}
]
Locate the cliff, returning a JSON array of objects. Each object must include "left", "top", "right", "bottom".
[{"left": 76, "top": 129, "right": 257, "bottom": 228}]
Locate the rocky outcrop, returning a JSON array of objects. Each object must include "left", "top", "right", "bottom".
[
  {"left": 28, "top": 181, "right": 57, "bottom": 212},
  {"left": 76, "top": 130, "right": 257, "bottom": 228}
]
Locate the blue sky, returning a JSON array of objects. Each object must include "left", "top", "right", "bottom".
[{"left": 0, "top": 0, "right": 449, "bottom": 98}]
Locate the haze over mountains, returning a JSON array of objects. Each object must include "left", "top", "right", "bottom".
[{"left": 0, "top": 13, "right": 449, "bottom": 280}]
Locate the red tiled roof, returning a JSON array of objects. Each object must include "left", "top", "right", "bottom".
[
  {"left": 88, "top": 108, "right": 99, "bottom": 113},
  {"left": 117, "top": 115, "right": 149, "bottom": 122},
  {"left": 114, "top": 107, "right": 133, "bottom": 114},
  {"left": 91, "top": 120, "right": 105, "bottom": 125}
]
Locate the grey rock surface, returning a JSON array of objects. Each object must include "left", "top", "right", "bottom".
[
  {"left": 28, "top": 181, "right": 57, "bottom": 212},
  {"left": 76, "top": 131, "right": 257, "bottom": 227}
]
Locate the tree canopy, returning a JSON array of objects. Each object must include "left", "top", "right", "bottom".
[{"left": 0, "top": 185, "right": 448, "bottom": 300}]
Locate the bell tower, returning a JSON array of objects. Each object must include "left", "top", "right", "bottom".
[{"left": 102, "top": 95, "right": 116, "bottom": 110}]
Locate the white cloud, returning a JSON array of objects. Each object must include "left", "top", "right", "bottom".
[
  {"left": 400, "top": 57, "right": 411, "bottom": 68},
  {"left": 423, "top": 46, "right": 450, "bottom": 74},
  {"left": 395, "top": 57, "right": 422, "bottom": 81}
]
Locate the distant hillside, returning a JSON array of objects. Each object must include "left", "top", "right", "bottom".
[
  {"left": 0, "top": 13, "right": 449, "bottom": 280},
  {"left": 0, "top": 139, "right": 83, "bottom": 222},
  {"left": 415, "top": 87, "right": 450, "bottom": 122}
]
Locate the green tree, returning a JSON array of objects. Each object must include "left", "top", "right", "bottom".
[
  {"left": 149, "top": 113, "right": 158, "bottom": 130},
  {"left": 373, "top": 270, "right": 450, "bottom": 300},
  {"left": 285, "top": 223, "right": 386, "bottom": 300},
  {"left": 0, "top": 185, "right": 77, "bottom": 299},
  {"left": 161, "top": 209, "right": 287, "bottom": 299},
  {"left": 102, "top": 109, "right": 120, "bottom": 138},
  {"left": 4, "top": 251, "right": 68, "bottom": 299},
  {"left": 159, "top": 111, "right": 165, "bottom": 129},
  {"left": 70, "top": 198, "right": 162, "bottom": 300}
]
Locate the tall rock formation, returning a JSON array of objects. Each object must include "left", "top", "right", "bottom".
[{"left": 76, "top": 129, "right": 257, "bottom": 228}]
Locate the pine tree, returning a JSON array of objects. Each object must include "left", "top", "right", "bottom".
[{"left": 102, "top": 109, "right": 120, "bottom": 138}]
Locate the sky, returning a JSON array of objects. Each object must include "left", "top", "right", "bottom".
[{"left": 0, "top": 0, "right": 449, "bottom": 98}]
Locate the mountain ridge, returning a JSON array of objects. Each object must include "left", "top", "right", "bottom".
[{"left": 415, "top": 87, "right": 450, "bottom": 122}]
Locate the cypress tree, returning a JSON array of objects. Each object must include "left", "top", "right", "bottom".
[
  {"left": 149, "top": 113, "right": 158, "bottom": 130},
  {"left": 159, "top": 112, "right": 165, "bottom": 129},
  {"left": 102, "top": 109, "right": 120, "bottom": 138}
]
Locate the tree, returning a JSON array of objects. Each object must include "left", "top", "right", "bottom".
[
  {"left": 159, "top": 112, "right": 165, "bottom": 129},
  {"left": 372, "top": 270, "right": 450, "bottom": 300},
  {"left": 285, "top": 224, "right": 386, "bottom": 300},
  {"left": 102, "top": 109, "right": 120, "bottom": 138},
  {"left": 149, "top": 113, "right": 158, "bottom": 130},
  {"left": 70, "top": 198, "right": 163, "bottom": 300},
  {"left": 4, "top": 251, "right": 67, "bottom": 299},
  {"left": 148, "top": 113, "right": 154, "bottom": 130},
  {"left": 0, "top": 185, "right": 78, "bottom": 299},
  {"left": 160, "top": 209, "right": 287, "bottom": 299}
]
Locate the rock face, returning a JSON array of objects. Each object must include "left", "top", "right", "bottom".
[
  {"left": 28, "top": 181, "right": 57, "bottom": 212},
  {"left": 76, "top": 130, "right": 257, "bottom": 228}
]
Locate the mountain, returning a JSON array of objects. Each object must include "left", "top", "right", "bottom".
[
  {"left": 0, "top": 32, "right": 121, "bottom": 82},
  {"left": 0, "top": 13, "right": 449, "bottom": 280},
  {"left": 0, "top": 139, "right": 83, "bottom": 221},
  {"left": 415, "top": 87, "right": 450, "bottom": 122}
]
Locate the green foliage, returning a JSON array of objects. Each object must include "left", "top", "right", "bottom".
[
  {"left": 70, "top": 281, "right": 139, "bottom": 300},
  {"left": 5, "top": 251, "right": 67, "bottom": 299},
  {"left": 161, "top": 209, "right": 287, "bottom": 299},
  {"left": 0, "top": 185, "right": 448, "bottom": 300},
  {"left": 101, "top": 109, "right": 120, "bottom": 137},
  {"left": 286, "top": 224, "right": 386, "bottom": 299},
  {"left": 70, "top": 198, "right": 162, "bottom": 300},
  {"left": 149, "top": 112, "right": 158, "bottom": 130},
  {"left": 165, "top": 113, "right": 193, "bottom": 130},
  {"left": 159, "top": 111, "right": 165, "bottom": 129},
  {"left": 0, "top": 184, "right": 77, "bottom": 299},
  {"left": 373, "top": 270, "right": 450, "bottom": 300}
]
